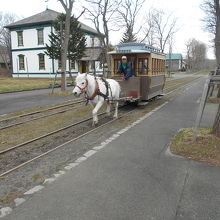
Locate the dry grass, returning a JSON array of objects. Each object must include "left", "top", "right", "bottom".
[
  {"left": 32, "top": 173, "right": 44, "bottom": 180},
  {"left": 207, "top": 97, "right": 220, "bottom": 104},
  {"left": 0, "top": 104, "right": 106, "bottom": 152},
  {"left": 0, "top": 77, "right": 73, "bottom": 93},
  {"left": 0, "top": 78, "right": 53, "bottom": 92},
  {"left": 170, "top": 127, "right": 220, "bottom": 166},
  {"left": 0, "top": 98, "right": 82, "bottom": 120},
  {"left": 0, "top": 191, "right": 22, "bottom": 204},
  {"left": 197, "top": 69, "right": 210, "bottom": 75},
  {"left": 165, "top": 76, "right": 196, "bottom": 88}
]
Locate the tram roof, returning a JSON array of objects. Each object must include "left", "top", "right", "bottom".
[{"left": 108, "top": 42, "right": 164, "bottom": 55}]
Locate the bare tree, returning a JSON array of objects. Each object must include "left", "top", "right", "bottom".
[
  {"left": 57, "top": 0, "right": 75, "bottom": 91},
  {"left": 117, "top": 0, "right": 144, "bottom": 43},
  {"left": 148, "top": 9, "right": 178, "bottom": 53},
  {"left": 0, "top": 12, "right": 18, "bottom": 75},
  {"left": 83, "top": 0, "right": 120, "bottom": 76},
  {"left": 140, "top": 10, "right": 156, "bottom": 46},
  {"left": 201, "top": 0, "right": 220, "bottom": 67},
  {"left": 201, "top": 0, "right": 220, "bottom": 136},
  {"left": 167, "top": 34, "right": 175, "bottom": 76},
  {"left": 185, "top": 38, "right": 207, "bottom": 70}
]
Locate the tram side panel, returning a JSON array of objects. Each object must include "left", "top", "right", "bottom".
[
  {"left": 140, "top": 75, "right": 165, "bottom": 100},
  {"left": 117, "top": 77, "right": 141, "bottom": 101}
]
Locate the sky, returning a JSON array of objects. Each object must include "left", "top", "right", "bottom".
[{"left": 0, "top": 0, "right": 215, "bottom": 59}]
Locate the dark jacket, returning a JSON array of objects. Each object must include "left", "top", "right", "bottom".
[{"left": 117, "top": 62, "right": 134, "bottom": 79}]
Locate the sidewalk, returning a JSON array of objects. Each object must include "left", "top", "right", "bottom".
[{"left": 3, "top": 78, "right": 220, "bottom": 220}]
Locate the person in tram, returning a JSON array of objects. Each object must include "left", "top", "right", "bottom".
[{"left": 117, "top": 56, "right": 134, "bottom": 80}]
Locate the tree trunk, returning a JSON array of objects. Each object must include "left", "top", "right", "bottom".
[
  {"left": 212, "top": 81, "right": 220, "bottom": 137},
  {"left": 215, "top": 0, "right": 220, "bottom": 67},
  {"left": 212, "top": 0, "right": 220, "bottom": 136},
  {"left": 212, "top": 103, "right": 220, "bottom": 137},
  {"left": 60, "top": 9, "right": 72, "bottom": 91}
]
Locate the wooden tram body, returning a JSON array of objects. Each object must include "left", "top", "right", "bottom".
[{"left": 108, "top": 43, "right": 166, "bottom": 102}]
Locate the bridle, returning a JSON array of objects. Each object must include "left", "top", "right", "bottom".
[{"left": 76, "top": 79, "right": 88, "bottom": 93}]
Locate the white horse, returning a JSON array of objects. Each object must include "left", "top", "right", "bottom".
[{"left": 72, "top": 73, "right": 121, "bottom": 125}]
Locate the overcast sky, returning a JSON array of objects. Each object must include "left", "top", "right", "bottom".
[{"left": 1, "top": 0, "right": 215, "bottom": 59}]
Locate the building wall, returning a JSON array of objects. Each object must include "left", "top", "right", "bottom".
[
  {"left": 10, "top": 25, "right": 103, "bottom": 78},
  {"left": 11, "top": 26, "right": 51, "bottom": 50},
  {"left": 166, "top": 59, "right": 183, "bottom": 72}
]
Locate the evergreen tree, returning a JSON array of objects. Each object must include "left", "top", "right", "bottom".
[
  {"left": 120, "top": 26, "right": 137, "bottom": 43},
  {"left": 45, "top": 13, "right": 86, "bottom": 65}
]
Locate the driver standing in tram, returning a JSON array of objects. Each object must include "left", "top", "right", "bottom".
[{"left": 117, "top": 56, "right": 134, "bottom": 80}]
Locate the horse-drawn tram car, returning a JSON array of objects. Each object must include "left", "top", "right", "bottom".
[{"left": 108, "top": 42, "right": 166, "bottom": 103}]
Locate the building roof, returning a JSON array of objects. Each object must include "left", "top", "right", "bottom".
[
  {"left": 5, "top": 9, "right": 100, "bottom": 35},
  {"left": 108, "top": 42, "right": 164, "bottom": 55},
  {"left": 81, "top": 48, "right": 103, "bottom": 61},
  {"left": 166, "top": 53, "right": 183, "bottom": 60}
]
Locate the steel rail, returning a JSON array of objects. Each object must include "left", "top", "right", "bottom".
[
  {"left": 0, "top": 112, "right": 105, "bottom": 155},
  {"left": 0, "top": 103, "right": 84, "bottom": 131},
  {"left": 163, "top": 76, "right": 201, "bottom": 93},
  {"left": 0, "top": 109, "right": 136, "bottom": 177},
  {"left": 0, "top": 99, "right": 84, "bottom": 123}
]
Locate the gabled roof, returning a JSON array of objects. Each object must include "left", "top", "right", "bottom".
[
  {"left": 5, "top": 9, "right": 100, "bottom": 35},
  {"left": 166, "top": 53, "right": 183, "bottom": 60}
]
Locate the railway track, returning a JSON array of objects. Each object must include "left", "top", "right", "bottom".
[
  {"left": 0, "top": 75, "right": 203, "bottom": 177},
  {"left": 0, "top": 99, "right": 84, "bottom": 130},
  {"left": 0, "top": 75, "right": 200, "bottom": 131},
  {"left": 0, "top": 105, "right": 135, "bottom": 177}
]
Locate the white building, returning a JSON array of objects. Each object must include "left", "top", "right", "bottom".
[{"left": 5, "top": 9, "right": 104, "bottom": 78}]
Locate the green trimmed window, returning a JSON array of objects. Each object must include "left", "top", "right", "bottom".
[
  {"left": 18, "top": 55, "right": 25, "bottom": 70},
  {"left": 17, "top": 31, "right": 23, "bottom": 46},
  {"left": 37, "top": 29, "right": 44, "bottom": 45},
  {"left": 70, "top": 60, "right": 75, "bottom": 69},
  {"left": 38, "top": 54, "right": 45, "bottom": 70}
]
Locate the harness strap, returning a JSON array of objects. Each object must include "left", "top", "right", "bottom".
[
  {"left": 96, "top": 78, "right": 109, "bottom": 101},
  {"left": 85, "top": 77, "right": 110, "bottom": 103}
]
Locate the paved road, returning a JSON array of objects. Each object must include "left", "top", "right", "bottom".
[
  {"left": 0, "top": 87, "right": 74, "bottom": 115},
  {"left": 3, "top": 78, "right": 220, "bottom": 220}
]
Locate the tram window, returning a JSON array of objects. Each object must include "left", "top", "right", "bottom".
[
  {"left": 114, "top": 59, "right": 122, "bottom": 75},
  {"left": 152, "top": 58, "right": 156, "bottom": 74},
  {"left": 138, "top": 58, "right": 148, "bottom": 75}
]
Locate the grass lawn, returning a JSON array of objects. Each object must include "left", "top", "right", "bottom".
[
  {"left": 0, "top": 77, "right": 74, "bottom": 93},
  {"left": 170, "top": 127, "right": 220, "bottom": 166},
  {"left": 207, "top": 97, "right": 220, "bottom": 104},
  {"left": 165, "top": 76, "right": 196, "bottom": 88}
]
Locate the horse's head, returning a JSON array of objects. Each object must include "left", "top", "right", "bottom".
[{"left": 72, "top": 72, "right": 88, "bottom": 96}]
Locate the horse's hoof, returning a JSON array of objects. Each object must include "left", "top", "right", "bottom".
[
  {"left": 113, "top": 115, "right": 118, "bottom": 119},
  {"left": 92, "top": 121, "right": 98, "bottom": 126}
]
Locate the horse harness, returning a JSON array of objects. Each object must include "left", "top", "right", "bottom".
[{"left": 77, "top": 76, "right": 112, "bottom": 104}]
